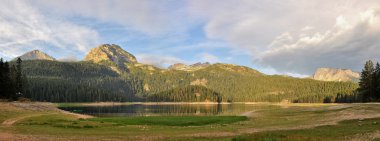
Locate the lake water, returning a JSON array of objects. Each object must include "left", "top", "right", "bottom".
[{"left": 59, "top": 104, "right": 263, "bottom": 117}]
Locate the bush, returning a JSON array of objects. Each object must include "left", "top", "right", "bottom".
[{"left": 17, "top": 97, "right": 31, "bottom": 102}]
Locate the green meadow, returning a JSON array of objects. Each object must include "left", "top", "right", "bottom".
[{"left": 1, "top": 102, "right": 380, "bottom": 141}]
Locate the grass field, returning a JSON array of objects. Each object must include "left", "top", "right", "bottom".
[
  {"left": 88, "top": 116, "right": 247, "bottom": 126},
  {"left": 1, "top": 102, "right": 380, "bottom": 141}
]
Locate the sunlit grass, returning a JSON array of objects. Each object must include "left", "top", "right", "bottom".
[
  {"left": 3, "top": 103, "right": 380, "bottom": 140},
  {"left": 88, "top": 116, "right": 247, "bottom": 126}
]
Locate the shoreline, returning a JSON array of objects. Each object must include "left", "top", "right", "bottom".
[
  {"left": 62, "top": 102, "right": 234, "bottom": 107},
  {"left": 57, "top": 102, "right": 347, "bottom": 107}
]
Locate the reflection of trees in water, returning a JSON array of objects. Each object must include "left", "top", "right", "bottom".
[
  {"left": 60, "top": 104, "right": 259, "bottom": 117},
  {"left": 217, "top": 104, "right": 222, "bottom": 114}
]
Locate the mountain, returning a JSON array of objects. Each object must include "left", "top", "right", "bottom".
[
  {"left": 168, "top": 62, "right": 210, "bottom": 71},
  {"left": 14, "top": 50, "right": 56, "bottom": 61},
  {"left": 17, "top": 44, "right": 358, "bottom": 103},
  {"left": 168, "top": 63, "right": 188, "bottom": 70},
  {"left": 312, "top": 68, "right": 360, "bottom": 82},
  {"left": 84, "top": 44, "right": 137, "bottom": 66},
  {"left": 190, "top": 62, "right": 211, "bottom": 69}
]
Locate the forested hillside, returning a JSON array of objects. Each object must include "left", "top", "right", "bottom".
[
  {"left": 123, "top": 63, "right": 357, "bottom": 103},
  {"left": 147, "top": 85, "right": 222, "bottom": 102},
  {"left": 14, "top": 44, "right": 358, "bottom": 103},
  {"left": 20, "top": 60, "right": 136, "bottom": 102}
]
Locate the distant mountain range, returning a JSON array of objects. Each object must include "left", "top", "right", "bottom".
[
  {"left": 13, "top": 44, "right": 358, "bottom": 102},
  {"left": 16, "top": 47, "right": 361, "bottom": 83}
]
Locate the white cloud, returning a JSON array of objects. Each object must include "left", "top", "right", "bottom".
[
  {"left": 135, "top": 41, "right": 229, "bottom": 55},
  {"left": 136, "top": 52, "right": 220, "bottom": 69},
  {"left": 301, "top": 26, "right": 315, "bottom": 31},
  {"left": 136, "top": 54, "right": 188, "bottom": 68},
  {"left": 188, "top": 0, "right": 380, "bottom": 75},
  {"left": 0, "top": 0, "right": 99, "bottom": 60},
  {"left": 34, "top": 0, "right": 193, "bottom": 36},
  {"left": 189, "top": 0, "right": 378, "bottom": 49},
  {"left": 1, "top": 0, "right": 379, "bottom": 77},
  {"left": 198, "top": 53, "right": 219, "bottom": 63},
  {"left": 258, "top": 7, "right": 380, "bottom": 74},
  {"left": 58, "top": 55, "right": 78, "bottom": 62}
]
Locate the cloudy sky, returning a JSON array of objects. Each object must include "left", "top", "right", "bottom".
[{"left": 1, "top": 0, "right": 380, "bottom": 77}]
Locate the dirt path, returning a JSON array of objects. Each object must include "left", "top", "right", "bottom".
[
  {"left": 0, "top": 102, "right": 94, "bottom": 141},
  {"left": 1, "top": 114, "right": 46, "bottom": 127},
  {"left": 2, "top": 112, "right": 92, "bottom": 127},
  {"left": 0, "top": 132, "right": 15, "bottom": 141},
  {"left": 1, "top": 102, "right": 93, "bottom": 125},
  {"left": 181, "top": 104, "right": 380, "bottom": 139}
]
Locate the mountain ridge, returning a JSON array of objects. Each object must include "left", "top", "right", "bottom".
[
  {"left": 13, "top": 50, "right": 56, "bottom": 61},
  {"left": 18, "top": 44, "right": 262, "bottom": 75},
  {"left": 17, "top": 44, "right": 358, "bottom": 103},
  {"left": 13, "top": 45, "right": 360, "bottom": 81}
]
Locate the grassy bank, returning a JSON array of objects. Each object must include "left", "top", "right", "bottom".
[
  {"left": 231, "top": 117, "right": 380, "bottom": 141},
  {"left": 170, "top": 118, "right": 380, "bottom": 141},
  {"left": 55, "top": 102, "right": 235, "bottom": 107},
  {"left": 88, "top": 116, "right": 247, "bottom": 126},
  {"left": 2, "top": 102, "right": 380, "bottom": 141}
]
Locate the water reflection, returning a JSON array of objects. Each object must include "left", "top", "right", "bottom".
[{"left": 59, "top": 104, "right": 258, "bottom": 117}]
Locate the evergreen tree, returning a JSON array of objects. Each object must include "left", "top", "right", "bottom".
[
  {"left": 0, "top": 58, "right": 4, "bottom": 98},
  {"left": 0, "top": 58, "right": 15, "bottom": 100},
  {"left": 359, "top": 60, "right": 375, "bottom": 102},
  {"left": 14, "top": 60, "right": 359, "bottom": 103},
  {"left": 9, "top": 64, "right": 18, "bottom": 100},
  {"left": 373, "top": 62, "right": 380, "bottom": 99},
  {"left": 3, "top": 61, "right": 13, "bottom": 99},
  {"left": 15, "top": 58, "right": 23, "bottom": 94}
]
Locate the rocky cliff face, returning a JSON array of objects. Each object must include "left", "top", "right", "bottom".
[
  {"left": 312, "top": 68, "right": 360, "bottom": 82},
  {"left": 14, "top": 50, "right": 56, "bottom": 61},
  {"left": 84, "top": 44, "right": 137, "bottom": 66}
]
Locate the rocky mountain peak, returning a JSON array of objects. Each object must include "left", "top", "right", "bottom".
[
  {"left": 84, "top": 44, "right": 137, "bottom": 66},
  {"left": 14, "top": 50, "right": 56, "bottom": 61},
  {"left": 312, "top": 67, "right": 360, "bottom": 82}
]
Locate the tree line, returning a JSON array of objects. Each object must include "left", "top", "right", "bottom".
[
  {"left": 2, "top": 59, "right": 360, "bottom": 103},
  {"left": 147, "top": 85, "right": 222, "bottom": 102},
  {"left": 0, "top": 58, "right": 27, "bottom": 100},
  {"left": 124, "top": 63, "right": 357, "bottom": 103},
  {"left": 323, "top": 60, "right": 380, "bottom": 103},
  {"left": 358, "top": 60, "right": 380, "bottom": 102},
  {"left": 21, "top": 60, "right": 136, "bottom": 102}
]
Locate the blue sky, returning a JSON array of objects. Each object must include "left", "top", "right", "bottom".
[{"left": 1, "top": 0, "right": 380, "bottom": 77}]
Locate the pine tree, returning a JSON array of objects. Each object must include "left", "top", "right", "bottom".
[
  {"left": 16, "top": 58, "right": 22, "bottom": 92},
  {"left": 13, "top": 58, "right": 24, "bottom": 100},
  {"left": 359, "top": 60, "right": 375, "bottom": 102},
  {"left": 3, "top": 61, "right": 13, "bottom": 99},
  {"left": 0, "top": 58, "right": 4, "bottom": 98},
  {"left": 374, "top": 62, "right": 380, "bottom": 100},
  {"left": 0, "top": 58, "right": 14, "bottom": 100},
  {"left": 9, "top": 64, "right": 17, "bottom": 100}
]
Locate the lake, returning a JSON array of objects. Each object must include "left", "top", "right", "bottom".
[{"left": 59, "top": 104, "right": 263, "bottom": 117}]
